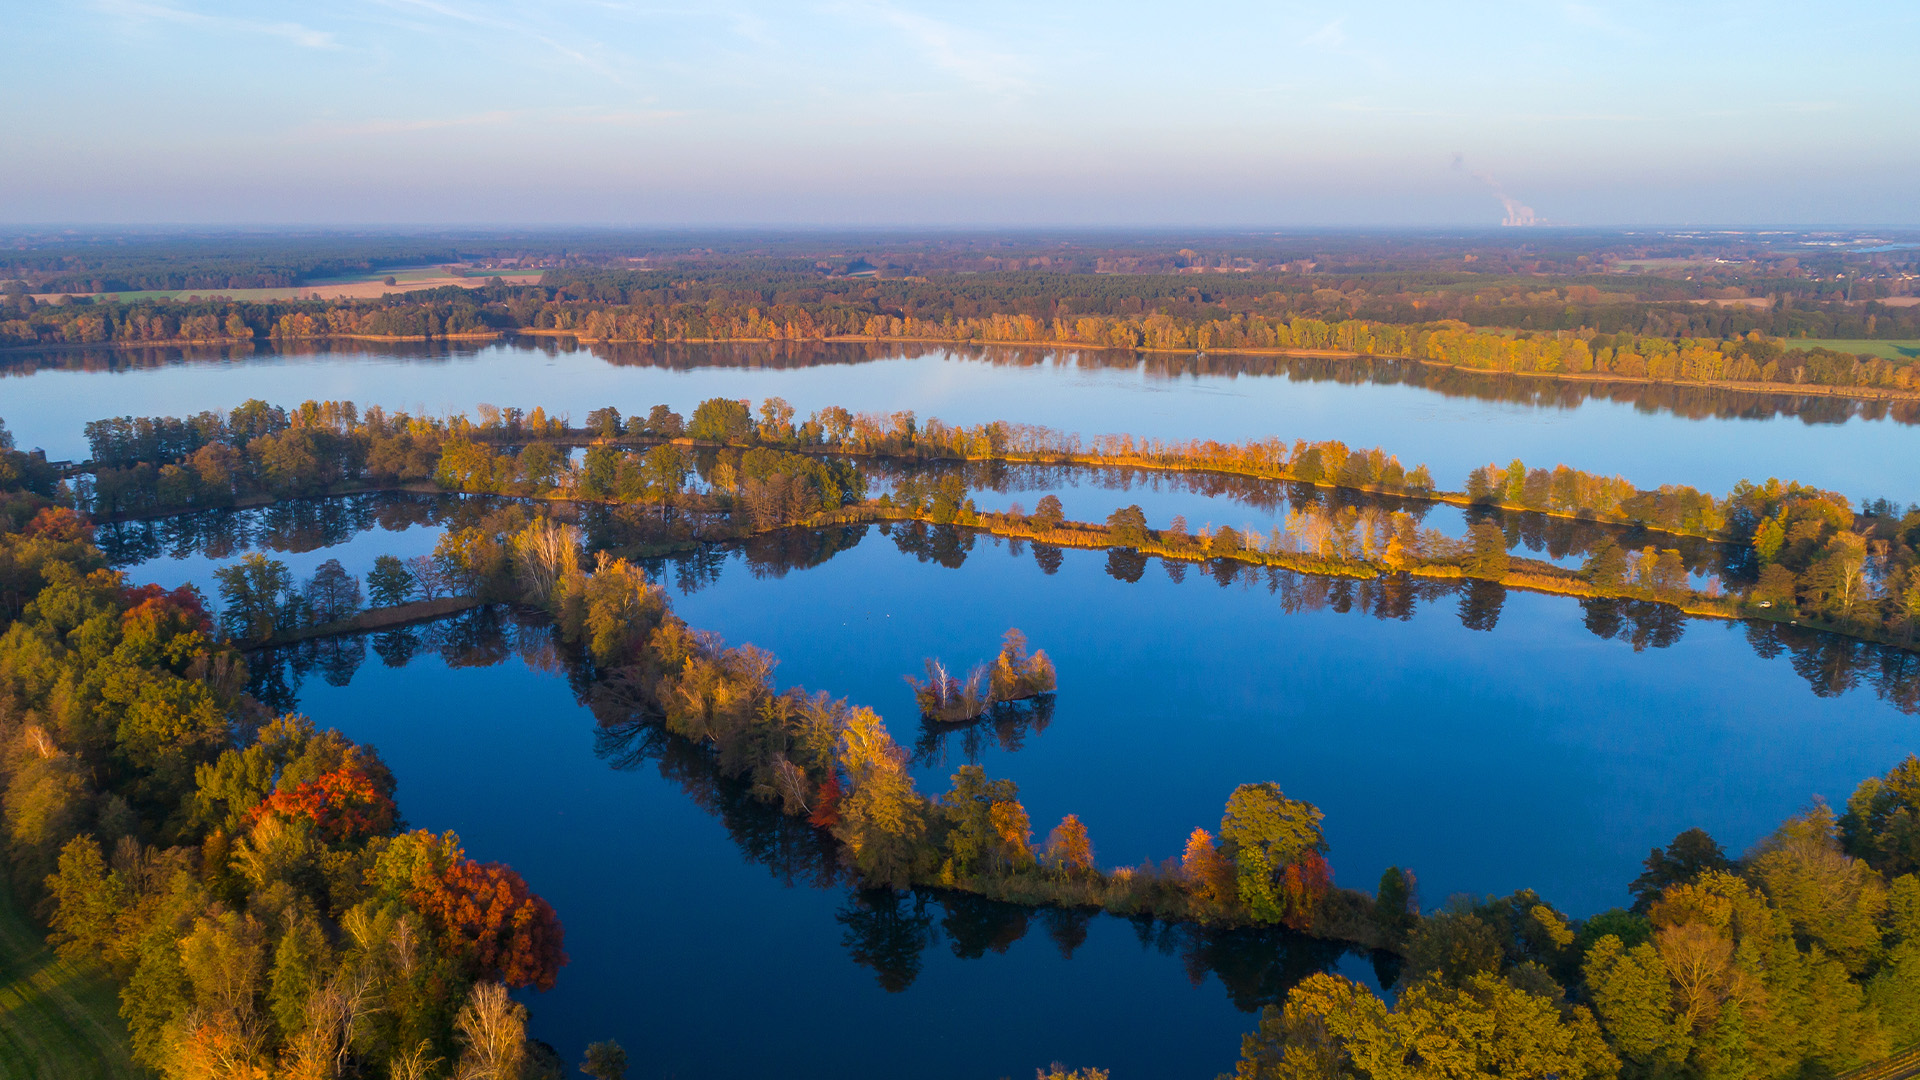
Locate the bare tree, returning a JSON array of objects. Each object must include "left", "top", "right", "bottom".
[
  {"left": 454, "top": 982, "right": 527, "bottom": 1080},
  {"left": 406, "top": 555, "right": 447, "bottom": 601}
]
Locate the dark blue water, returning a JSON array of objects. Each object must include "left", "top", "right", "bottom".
[
  {"left": 271, "top": 607, "right": 1383, "bottom": 1080},
  {"left": 657, "top": 526, "right": 1915, "bottom": 915},
  {"left": 139, "top": 504, "right": 1920, "bottom": 1078},
  {"left": 8, "top": 339, "right": 1919, "bottom": 502}
]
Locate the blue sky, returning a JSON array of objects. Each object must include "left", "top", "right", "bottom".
[{"left": 6, "top": 0, "right": 1916, "bottom": 226}]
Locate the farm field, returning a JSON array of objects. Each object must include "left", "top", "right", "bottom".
[
  {"left": 30, "top": 266, "right": 542, "bottom": 303},
  {"left": 1787, "top": 338, "right": 1920, "bottom": 360}
]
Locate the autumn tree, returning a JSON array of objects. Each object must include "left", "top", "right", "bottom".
[
  {"left": 1218, "top": 783, "right": 1329, "bottom": 925},
  {"left": 374, "top": 830, "right": 567, "bottom": 991},
  {"left": 1032, "top": 494, "right": 1066, "bottom": 531},
  {"left": 1105, "top": 505, "right": 1149, "bottom": 547},
  {"left": 1044, "top": 814, "right": 1093, "bottom": 876},
  {"left": 835, "top": 708, "right": 926, "bottom": 888},
  {"left": 586, "top": 406, "right": 623, "bottom": 439},
  {"left": 1232, "top": 971, "right": 1616, "bottom": 1080}
]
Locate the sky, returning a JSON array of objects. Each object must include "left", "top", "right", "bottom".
[{"left": 5, "top": 0, "right": 1917, "bottom": 227}]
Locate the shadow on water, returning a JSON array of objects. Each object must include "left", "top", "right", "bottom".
[
  {"left": 910, "top": 696, "right": 1057, "bottom": 771},
  {"left": 830, "top": 887, "right": 1361, "bottom": 1010}
]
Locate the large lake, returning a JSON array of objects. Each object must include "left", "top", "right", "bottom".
[
  {"left": 33, "top": 339, "right": 1920, "bottom": 1076},
  {"left": 7, "top": 338, "right": 1920, "bottom": 501},
  {"left": 112, "top": 494, "right": 1920, "bottom": 1080}
]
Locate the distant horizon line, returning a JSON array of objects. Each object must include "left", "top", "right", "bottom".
[{"left": 5, "top": 223, "right": 1919, "bottom": 236}]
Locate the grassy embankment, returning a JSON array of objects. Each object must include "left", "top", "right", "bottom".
[
  {"left": 0, "top": 870, "right": 141, "bottom": 1080},
  {"left": 1785, "top": 339, "right": 1920, "bottom": 361}
]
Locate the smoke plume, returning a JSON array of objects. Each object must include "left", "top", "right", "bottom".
[{"left": 1451, "top": 153, "right": 1538, "bottom": 226}]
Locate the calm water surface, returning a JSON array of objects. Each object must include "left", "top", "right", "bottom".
[
  {"left": 115, "top": 501, "right": 1920, "bottom": 1078},
  {"left": 61, "top": 341, "right": 1918, "bottom": 1077},
  {"left": 9, "top": 339, "right": 1920, "bottom": 501}
]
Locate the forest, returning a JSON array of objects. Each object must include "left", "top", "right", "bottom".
[
  {"left": 6, "top": 265, "right": 1920, "bottom": 396},
  {"left": 0, "top": 429, "right": 626, "bottom": 1078}
]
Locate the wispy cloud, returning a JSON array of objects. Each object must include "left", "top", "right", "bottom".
[
  {"left": 368, "top": 0, "right": 630, "bottom": 82},
  {"left": 1302, "top": 19, "right": 1346, "bottom": 51},
  {"left": 97, "top": 0, "right": 338, "bottom": 48},
  {"left": 1299, "top": 16, "right": 1385, "bottom": 70},
  {"left": 829, "top": 2, "right": 1030, "bottom": 95}
]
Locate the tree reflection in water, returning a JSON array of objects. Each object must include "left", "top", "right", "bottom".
[
  {"left": 12, "top": 338, "right": 1917, "bottom": 426},
  {"left": 238, "top": 512, "right": 1920, "bottom": 721},
  {"left": 910, "top": 696, "right": 1056, "bottom": 771}
]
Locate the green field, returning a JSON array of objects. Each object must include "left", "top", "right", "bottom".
[
  {"left": 0, "top": 872, "right": 142, "bottom": 1080},
  {"left": 1786, "top": 339, "right": 1920, "bottom": 360}
]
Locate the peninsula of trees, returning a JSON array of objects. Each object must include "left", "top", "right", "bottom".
[{"left": 62, "top": 398, "right": 1920, "bottom": 653}]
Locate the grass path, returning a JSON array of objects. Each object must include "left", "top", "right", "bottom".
[{"left": 0, "top": 872, "right": 142, "bottom": 1080}]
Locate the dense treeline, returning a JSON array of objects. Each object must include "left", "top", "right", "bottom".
[
  {"left": 0, "top": 442, "right": 604, "bottom": 1078},
  {"left": 0, "top": 237, "right": 477, "bottom": 294},
  {"left": 7, "top": 274, "right": 1916, "bottom": 395},
  {"left": 1, "top": 289, "right": 504, "bottom": 348},
  {"left": 527, "top": 263, "right": 1920, "bottom": 338},
  {"left": 529, "top": 296, "right": 1916, "bottom": 392}
]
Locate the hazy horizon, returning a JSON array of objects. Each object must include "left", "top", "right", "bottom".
[{"left": 7, "top": 1, "right": 1918, "bottom": 227}]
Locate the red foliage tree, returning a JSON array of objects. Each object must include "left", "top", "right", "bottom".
[
  {"left": 120, "top": 582, "right": 214, "bottom": 637},
  {"left": 1278, "top": 851, "right": 1333, "bottom": 931},
  {"left": 408, "top": 857, "right": 567, "bottom": 991},
  {"left": 248, "top": 766, "right": 398, "bottom": 844},
  {"left": 807, "top": 771, "right": 843, "bottom": 829}
]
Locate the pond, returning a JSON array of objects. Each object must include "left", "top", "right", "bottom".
[
  {"left": 113, "top": 496, "right": 1920, "bottom": 1079},
  {"left": 9, "top": 338, "right": 1920, "bottom": 502}
]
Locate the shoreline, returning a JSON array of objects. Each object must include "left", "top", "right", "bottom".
[
  {"left": 238, "top": 595, "right": 487, "bottom": 651},
  {"left": 9, "top": 328, "right": 1914, "bottom": 404}
]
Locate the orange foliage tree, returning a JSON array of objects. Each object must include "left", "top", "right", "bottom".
[
  {"left": 409, "top": 856, "right": 567, "bottom": 991},
  {"left": 1046, "top": 814, "right": 1094, "bottom": 876},
  {"left": 247, "top": 765, "right": 398, "bottom": 844}
]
